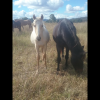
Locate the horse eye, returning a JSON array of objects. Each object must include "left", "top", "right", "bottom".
[{"left": 34, "top": 25, "right": 36, "bottom": 27}]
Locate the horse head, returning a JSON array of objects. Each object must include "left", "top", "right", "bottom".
[
  {"left": 71, "top": 45, "right": 87, "bottom": 74},
  {"left": 33, "top": 14, "right": 44, "bottom": 41}
]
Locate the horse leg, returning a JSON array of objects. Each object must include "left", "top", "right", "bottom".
[
  {"left": 42, "top": 47, "right": 44, "bottom": 61},
  {"left": 35, "top": 45, "right": 40, "bottom": 73},
  {"left": 29, "top": 25, "right": 30, "bottom": 29},
  {"left": 22, "top": 26, "right": 24, "bottom": 29},
  {"left": 41, "top": 47, "right": 43, "bottom": 53},
  {"left": 20, "top": 27, "right": 21, "bottom": 31},
  {"left": 56, "top": 44, "right": 61, "bottom": 73},
  {"left": 62, "top": 47, "right": 64, "bottom": 57},
  {"left": 42, "top": 45, "right": 47, "bottom": 69},
  {"left": 19, "top": 27, "right": 21, "bottom": 31},
  {"left": 64, "top": 47, "right": 69, "bottom": 70}
]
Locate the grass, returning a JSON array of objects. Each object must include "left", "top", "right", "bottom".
[{"left": 13, "top": 22, "right": 87, "bottom": 100}]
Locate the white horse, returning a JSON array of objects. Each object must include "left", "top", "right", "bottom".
[{"left": 30, "top": 14, "right": 50, "bottom": 73}]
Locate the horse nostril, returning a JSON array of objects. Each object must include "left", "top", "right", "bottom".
[{"left": 37, "top": 37, "right": 41, "bottom": 41}]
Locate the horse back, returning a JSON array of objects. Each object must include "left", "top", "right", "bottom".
[
  {"left": 53, "top": 22, "right": 66, "bottom": 47},
  {"left": 53, "top": 19, "right": 78, "bottom": 47}
]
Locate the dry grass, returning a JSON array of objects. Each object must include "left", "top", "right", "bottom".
[{"left": 13, "top": 22, "right": 87, "bottom": 100}]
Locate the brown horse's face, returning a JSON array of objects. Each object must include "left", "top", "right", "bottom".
[{"left": 71, "top": 52, "right": 86, "bottom": 74}]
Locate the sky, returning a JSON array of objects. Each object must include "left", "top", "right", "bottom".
[{"left": 13, "top": 0, "right": 87, "bottom": 20}]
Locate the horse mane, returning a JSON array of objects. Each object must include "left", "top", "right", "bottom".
[{"left": 59, "top": 18, "right": 80, "bottom": 50}]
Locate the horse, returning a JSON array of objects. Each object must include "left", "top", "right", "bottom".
[
  {"left": 15, "top": 19, "right": 32, "bottom": 29},
  {"left": 30, "top": 14, "right": 50, "bottom": 73},
  {"left": 53, "top": 18, "right": 86, "bottom": 74},
  {"left": 13, "top": 20, "right": 21, "bottom": 31}
]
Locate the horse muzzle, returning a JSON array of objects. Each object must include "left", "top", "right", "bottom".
[{"left": 36, "top": 36, "right": 41, "bottom": 41}]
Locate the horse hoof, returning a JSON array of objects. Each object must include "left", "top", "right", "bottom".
[
  {"left": 56, "top": 71, "right": 59, "bottom": 75},
  {"left": 56, "top": 71, "right": 60, "bottom": 75}
]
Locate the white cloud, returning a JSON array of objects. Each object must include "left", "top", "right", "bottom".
[
  {"left": 19, "top": 10, "right": 26, "bottom": 16},
  {"left": 73, "top": 6, "right": 84, "bottom": 11},
  {"left": 13, "top": 0, "right": 64, "bottom": 11},
  {"left": 74, "top": 10, "right": 87, "bottom": 18},
  {"left": 13, "top": 0, "right": 64, "bottom": 19},
  {"left": 54, "top": 10, "right": 87, "bottom": 20},
  {"left": 54, "top": 13, "right": 73, "bottom": 19},
  {"left": 13, "top": 9, "right": 74, "bottom": 20},
  {"left": 13, "top": 10, "right": 51, "bottom": 19},
  {"left": 55, "top": 14, "right": 67, "bottom": 19},
  {"left": 13, "top": 10, "right": 26, "bottom": 19},
  {"left": 13, "top": 9, "right": 87, "bottom": 20},
  {"left": 85, "top": 2, "right": 87, "bottom": 5},
  {"left": 18, "top": 5, "right": 21, "bottom": 8},
  {"left": 66, "top": 4, "right": 84, "bottom": 13}
]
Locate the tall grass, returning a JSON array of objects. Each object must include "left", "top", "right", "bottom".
[{"left": 13, "top": 22, "right": 87, "bottom": 100}]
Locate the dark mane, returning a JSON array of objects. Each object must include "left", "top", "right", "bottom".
[{"left": 59, "top": 19, "right": 82, "bottom": 52}]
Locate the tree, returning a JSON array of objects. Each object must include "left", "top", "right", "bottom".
[{"left": 49, "top": 14, "right": 56, "bottom": 22}]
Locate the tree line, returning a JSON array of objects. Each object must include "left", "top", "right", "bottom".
[{"left": 14, "top": 14, "right": 87, "bottom": 23}]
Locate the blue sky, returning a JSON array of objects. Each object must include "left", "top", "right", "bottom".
[{"left": 13, "top": 0, "right": 87, "bottom": 20}]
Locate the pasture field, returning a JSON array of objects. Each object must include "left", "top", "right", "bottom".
[{"left": 13, "top": 22, "right": 87, "bottom": 100}]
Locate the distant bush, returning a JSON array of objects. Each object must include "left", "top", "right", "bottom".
[{"left": 70, "top": 17, "right": 87, "bottom": 23}]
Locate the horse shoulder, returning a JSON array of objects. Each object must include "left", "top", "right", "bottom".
[{"left": 53, "top": 24, "right": 59, "bottom": 38}]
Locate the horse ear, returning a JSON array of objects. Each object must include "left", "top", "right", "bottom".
[
  {"left": 41, "top": 14, "right": 43, "bottom": 20},
  {"left": 33, "top": 14, "right": 36, "bottom": 20}
]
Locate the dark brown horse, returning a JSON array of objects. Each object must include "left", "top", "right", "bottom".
[
  {"left": 53, "top": 18, "right": 86, "bottom": 74},
  {"left": 13, "top": 20, "right": 21, "bottom": 31},
  {"left": 14, "top": 19, "right": 32, "bottom": 29}
]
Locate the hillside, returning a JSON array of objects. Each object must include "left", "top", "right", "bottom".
[
  {"left": 69, "top": 17, "right": 87, "bottom": 23},
  {"left": 54, "top": 17, "right": 87, "bottom": 23}
]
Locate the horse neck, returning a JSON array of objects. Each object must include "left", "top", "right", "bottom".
[
  {"left": 71, "top": 42, "right": 83, "bottom": 54},
  {"left": 60, "top": 22, "right": 77, "bottom": 48}
]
